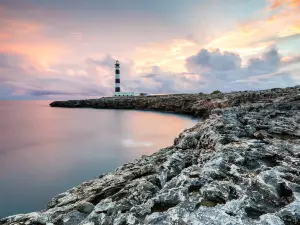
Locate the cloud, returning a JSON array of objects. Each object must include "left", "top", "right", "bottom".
[
  {"left": 0, "top": 17, "right": 67, "bottom": 67},
  {"left": 132, "top": 39, "right": 198, "bottom": 73},
  {"left": 247, "top": 47, "right": 281, "bottom": 74},
  {"left": 1, "top": 0, "right": 300, "bottom": 100},
  {"left": 28, "top": 90, "right": 80, "bottom": 97},
  {"left": 269, "top": 0, "right": 300, "bottom": 9},
  {"left": 0, "top": 52, "right": 111, "bottom": 99},
  {"left": 86, "top": 54, "right": 117, "bottom": 69},
  {"left": 282, "top": 55, "right": 300, "bottom": 66},
  {"left": 0, "top": 52, "right": 28, "bottom": 69},
  {"left": 184, "top": 46, "right": 298, "bottom": 92},
  {"left": 1, "top": 45, "right": 300, "bottom": 100},
  {"left": 0, "top": 52, "right": 181, "bottom": 99},
  {"left": 203, "top": 0, "right": 300, "bottom": 60},
  {"left": 186, "top": 46, "right": 292, "bottom": 78},
  {"left": 127, "top": 65, "right": 206, "bottom": 94},
  {"left": 186, "top": 49, "right": 242, "bottom": 72}
]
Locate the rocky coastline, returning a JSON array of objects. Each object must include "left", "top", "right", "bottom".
[{"left": 2, "top": 86, "right": 300, "bottom": 225}]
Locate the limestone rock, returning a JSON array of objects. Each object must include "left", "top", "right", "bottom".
[
  {"left": 76, "top": 202, "right": 95, "bottom": 214},
  {"left": 2, "top": 85, "right": 300, "bottom": 224}
]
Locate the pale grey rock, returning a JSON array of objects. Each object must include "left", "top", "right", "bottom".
[
  {"left": 76, "top": 202, "right": 95, "bottom": 214},
  {"left": 258, "top": 214, "right": 284, "bottom": 225},
  {"left": 62, "top": 210, "right": 87, "bottom": 225}
]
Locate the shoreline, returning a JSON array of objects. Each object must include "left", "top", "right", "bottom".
[{"left": 2, "top": 85, "right": 300, "bottom": 225}]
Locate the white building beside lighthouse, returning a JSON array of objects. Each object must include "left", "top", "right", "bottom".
[{"left": 113, "top": 60, "right": 140, "bottom": 97}]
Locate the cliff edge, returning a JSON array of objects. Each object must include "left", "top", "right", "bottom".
[{"left": 2, "top": 86, "right": 300, "bottom": 225}]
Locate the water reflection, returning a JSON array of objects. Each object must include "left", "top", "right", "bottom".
[{"left": 0, "top": 101, "right": 199, "bottom": 218}]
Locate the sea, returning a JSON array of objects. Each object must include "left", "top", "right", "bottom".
[{"left": 0, "top": 100, "right": 199, "bottom": 218}]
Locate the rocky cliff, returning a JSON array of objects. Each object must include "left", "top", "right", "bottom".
[{"left": 2, "top": 86, "right": 300, "bottom": 225}]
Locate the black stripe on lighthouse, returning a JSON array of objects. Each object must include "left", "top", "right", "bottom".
[
  {"left": 115, "top": 78, "right": 120, "bottom": 83},
  {"left": 115, "top": 87, "right": 120, "bottom": 92}
]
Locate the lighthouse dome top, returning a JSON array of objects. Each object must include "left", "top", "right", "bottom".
[{"left": 115, "top": 60, "right": 120, "bottom": 66}]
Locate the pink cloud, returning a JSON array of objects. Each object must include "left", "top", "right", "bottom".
[
  {"left": 0, "top": 16, "right": 68, "bottom": 68},
  {"left": 269, "top": 0, "right": 300, "bottom": 9}
]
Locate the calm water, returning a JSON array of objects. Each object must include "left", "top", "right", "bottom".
[{"left": 0, "top": 100, "right": 198, "bottom": 218}]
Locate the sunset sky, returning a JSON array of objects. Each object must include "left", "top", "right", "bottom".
[{"left": 0, "top": 0, "right": 300, "bottom": 99}]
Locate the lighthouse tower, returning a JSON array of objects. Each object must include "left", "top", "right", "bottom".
[
  {"left": 115, "top": 60, "right": 120, "bottom": 93},
  {"left": 113, "top": 60, "right": 139, "bottom": 97}
]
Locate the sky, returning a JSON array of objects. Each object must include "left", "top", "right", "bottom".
[{"left": 0, "top": 0, "right": 300, "bottom": 99}]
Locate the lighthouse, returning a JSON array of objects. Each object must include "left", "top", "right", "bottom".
[
  {"left": 115, "top": 60, "right": 120, "bottom": 93},
  {"left": 113, "top": 60, "right": 139, "bottom": 97}
]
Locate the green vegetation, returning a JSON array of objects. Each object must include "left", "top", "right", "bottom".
[{"left": 211, "top": 90, "right": 222, "bottom": 94}]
